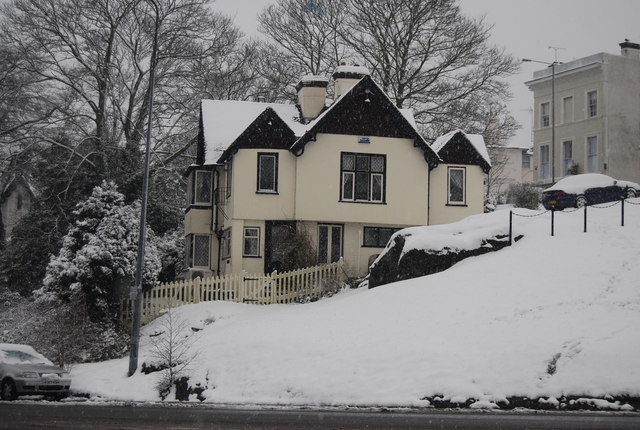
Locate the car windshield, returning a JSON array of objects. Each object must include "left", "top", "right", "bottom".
[{"left": 0, "top": 348, "right": 49, "bottom": 365}]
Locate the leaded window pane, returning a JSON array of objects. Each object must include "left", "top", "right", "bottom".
[
  {"left": 371, "top": 174, "right": 383, "bottom": 201},
  {"left": 194, "top": 235, "right": 210, "bottom": 267},
  {"left": 330, "top": 226, "right": 342, "bottom": 263},
  {"left": 364, "top": 228, "right": 378, "bottom": 247},
  {"left": 195, "top": 171, "right": 212, "bottom": 203},
  {"left": 449, "top": 169, "right": 464, "bottom": 203},
  {"left": 342, "top": 172, "right": 354, "bottom": 200},
  {"left": 259, "top": 154, "right": 276, "bottom": 191},
  {"left": 243, "top": 228, "right": 259, "bottom": 256},
  {"left": 355, "top": 172, "right": 369, "bottom": 200},
  {"left": 342, "top": 154, "right": 355, "bottom": 170},
  {"left": 371, "top": 156, "right": 384, "bottom": 173},
  {"left": 356, "top": 155, "right": 370, "bottom": 171}
]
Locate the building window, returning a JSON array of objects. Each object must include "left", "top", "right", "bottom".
[
  {"left": 221, "top": 229, "right": 231, "bottom": 260},
  {"left": 563, "top": 140, "right": 573, "bottom": 175},
  {"left": 186, "top": 234, "right": 211, "bottom": 268},
  {"left": 318, "top": 224, "right": 342, "bottom": 263},
  {"left": 540, "top": 145, "right": 550, "bottom": 179},
  {"left": 447, "top": 166, "right": 466, "bottom": 205},
  {"left": 587, "top": 136, "right": 598, "bottom": 172},
  {"left": 562, "top": 96, "right": 574, "bottom": 123},
  {"left": 340, "top": 153, "right": 386, "bottom": 203},
  {"left": 540, "top": 102, "right": 550, "bottom": 127},
  {"left": 521, "top": 152, "right": 531, "bottom": 169},
  {"left": 363, "top": 226, "right": 400, "bottom": 248},
  {"left": 226, "top": 161, "right": 232, "bottom": 198},
  {"left": 587, "top": 90, "right": 598, "bottom": 117},
  {"left": 195, "top": 171, "right": 212, "bottom": 204},
  {"left": 257, "top": 153, "right": 278, "bottom": 193},
  {"left": 243, "top": 227, "right": 260, "bottom": 257}
]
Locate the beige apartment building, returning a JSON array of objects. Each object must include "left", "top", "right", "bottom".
[
  {"left": 183, "top": 66, "right": 491, "bottom": 279},
  {"left": 526, "top": 40, "right": 640, "bottom": 185}
]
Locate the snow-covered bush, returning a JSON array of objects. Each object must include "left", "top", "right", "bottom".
[
  {"left": 37, "top": 181, "right": 161, "bottom": 328},
  {"left": 507, "top": 183, "right": 541, "bottom": 209}
]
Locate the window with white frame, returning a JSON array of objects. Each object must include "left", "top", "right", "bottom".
[
  {"left": 587, "top": 136, "right": 598, "bottom": 172},
  {"left": 522, "top": 152, "right": 531, "bottom": 169},
  {"left": 563, "top": 140, "right": 573, "bottom": 175},
  {"left": 587, "top": 90, "right": 598, "bottom": 117},
  {"left": 540, "top": 145, "right": 550, "bottom": 179},
  {"left": 257, "top": 153, "right": 278, "bottom": 193},
  {"left": 340, "top": 153, "right": 386, "bottom": 203},
  {"left": 185, "top": 234, "right": 211, "bottom": 268},
  {"left": 221, "top": 229, "right": 231, "bottom": 260},
  {"left": 447, "top": 166, "right": 466, "bottom": 205},
  {"left": 540, "top": 102, "right": 550, "bottom": 127},
  {"left": 243, "top": 227, "right": 260, "bottom": 257}
]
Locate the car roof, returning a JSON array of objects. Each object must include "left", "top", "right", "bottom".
[{"left": 546, "top": 173, "right": 616, "bottom": 193}]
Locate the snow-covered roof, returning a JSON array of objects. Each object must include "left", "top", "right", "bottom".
[
  {"left": 431, "top": 129, "right": 491, "bottom": 167},
  {"left": 201, "top": 100, "right": 308, "bottom": 164},
  {"left": 333, "top": 64, "right": 370, "bottom": 76},
  {"left": 299, "top": 74, "right": 329, "bottom": 83}
]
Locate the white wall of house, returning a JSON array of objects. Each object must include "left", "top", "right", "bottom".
[
  {"left": 294, "top": 133, "right": 430, "bottom": 226},
  {"left": 428, "top": 164, "right": 485, "bottom": 226}
]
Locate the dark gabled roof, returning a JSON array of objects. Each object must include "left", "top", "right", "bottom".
[
  {"left": 290, "top": 75, "right": 440, "bottom": 168},
  {"left": 213, "top": 107, "right": 298, "bottom": 164},
  {"left": 431, "top": 130, "right": 491, "bottom": 173}
]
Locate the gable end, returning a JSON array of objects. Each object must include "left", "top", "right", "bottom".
[
  {"left": 438, "top": 132, "right": 491, "bottom": 173},
  {"left": 217, "top": 108, "right": 297, "bottom": 163}
]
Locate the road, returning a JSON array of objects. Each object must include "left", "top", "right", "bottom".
[{"left": 1, "top": 402, "right": 640, "bottom": 429}]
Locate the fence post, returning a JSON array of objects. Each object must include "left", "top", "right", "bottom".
[
  {"left": 621, "top": 198, "right": 625, "bottom": 227},
  {"left": 551, "top": 208, "right": 555, "bottom": 237},
  {"left": 583, "top": 204, "right": 587, "bottom": 233},
  {"left": 509, "top": 210, "right": 513, "bottom": 246}
]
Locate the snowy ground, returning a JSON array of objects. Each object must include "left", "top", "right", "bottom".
[{"left": 71, "top": 203, "right": 640, "bottom": 409}]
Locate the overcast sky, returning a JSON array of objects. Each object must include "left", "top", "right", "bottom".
[{"left": 213, "top": 0, "right": 640, "bottom": 147}]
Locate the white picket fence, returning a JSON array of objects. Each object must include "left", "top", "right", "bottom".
[{"left": 121, "top": 259, "right": 345, "bottom": 324}]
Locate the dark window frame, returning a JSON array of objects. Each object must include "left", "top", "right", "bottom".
[
  {"left": 257, "top": 152, "right": 279, "bottom": 194},
  {"left": 340, "top": 152, "right": 386, "bottom": 203},
  {"left": 362, "top": 226, "right": 401, "bottom": 248}
]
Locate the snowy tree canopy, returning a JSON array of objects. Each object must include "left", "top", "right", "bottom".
[{"left": 37, "top": 181, "right": 161, "bottom": 324}]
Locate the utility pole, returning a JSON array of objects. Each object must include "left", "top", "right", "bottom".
[{"left": 128, "top": 0, "right": 160, "bottom": 377}]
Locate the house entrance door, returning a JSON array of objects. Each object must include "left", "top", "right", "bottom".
[
  {"left": 318, "top": 224, "right": 342, "bottom": 264},
  {"left": 265, "top": 221, "right": 296, "bottom": 273}
]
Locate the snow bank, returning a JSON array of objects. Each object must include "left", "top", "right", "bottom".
[{"left": 71, "top": 203, "right": 640, "bottom": 407}]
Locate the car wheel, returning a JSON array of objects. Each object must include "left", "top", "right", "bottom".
[
  {"left": 626, "top": 189, "right": 636, "bottom": 199},
  {"left": 1, "top": 379, "right": 18, "bottom": 401},
  {"left": 576, "top": 195, "right": 587, "bottom": 208}
]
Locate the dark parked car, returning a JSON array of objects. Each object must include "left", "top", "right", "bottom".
[
  {"left": 541, "top": 173, "right": 640, "bottom": 210},
  {"left": 0, "top": 343, "right": 71, "bottom": 401}
]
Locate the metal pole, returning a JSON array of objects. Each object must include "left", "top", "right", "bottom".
[
  {"left": 551, "top": 62, "right": 556, "bottom": 184},
  {"left": 551, "top": 208, "right": 555, "bottom": 237},
  {"left": 509, "top": 210, "right": 513, "bottom": 246},
  {"left": 621, "top": 198, "right": 625, "bottom": 227},
  {"left": 583, "top": 205, "right": 587, "bottom": 233},
  {"left": 128, "top": 0, "right": 159, "bottom": 377}
]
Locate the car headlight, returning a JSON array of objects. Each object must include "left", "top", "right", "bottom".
[{"left": 17, "top": 371, "right": 39, "bottom": 378}]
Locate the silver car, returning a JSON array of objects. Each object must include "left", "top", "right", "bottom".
[{"left": 0, "top": 343, "right": 71, "bottom": 401}]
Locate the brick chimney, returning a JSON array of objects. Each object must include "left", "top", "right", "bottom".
[
  {"left": 332, "top": 63, "right": 370, "bottom": 99},
  {"left": 296, "top": 75, "right": 329, "bottom": 121},
  {"left": 619, "top": 39, "right": 640, "bottom": 59}
]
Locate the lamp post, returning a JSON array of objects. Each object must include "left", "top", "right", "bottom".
[
  {"left": 523, "top": 58, "right": 559, "bottom": 183},
  {"left": 128, "top": 0, "right": 160, "bottom": 377}
]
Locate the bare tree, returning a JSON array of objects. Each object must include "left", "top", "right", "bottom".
[{"left": 257, "top": 0, "right": 520, "bottom": 141}]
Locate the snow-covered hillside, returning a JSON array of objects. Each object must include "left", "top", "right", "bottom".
[{"left": 71, "top": 203, "right": 640, "bottom": 409}]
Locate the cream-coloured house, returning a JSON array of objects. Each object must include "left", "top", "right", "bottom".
[{"left": 183, "top": 66, "right": 491, "bottom": 278}]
